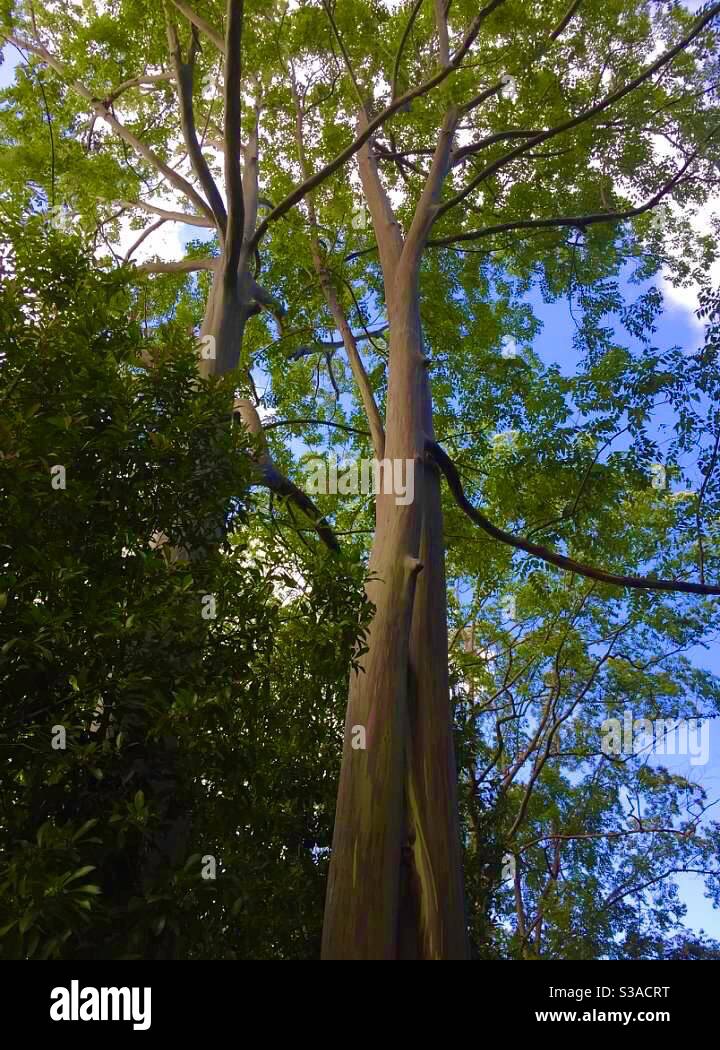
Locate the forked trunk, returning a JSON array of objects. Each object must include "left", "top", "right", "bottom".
[{"left": 322, "top": 269, "right": 468, "bottom": 959}]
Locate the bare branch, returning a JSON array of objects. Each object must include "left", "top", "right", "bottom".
[
  {"left": 116, "top": 199, "right": 214, "bottom": 227},
  {"left": 428, "top": 440, "right": 720, "bottom": 596},
  {"left": 242, "top": 92, "right": 261, "bottom": 244},
  {"left": 288, "top": 326, "right": 388, "bottom": 359},
  {"left": 451, "top": 129, "right": 542, "bottom": 165},
  {"left": 106, "top": 72, "right": 174, "bottom": 104},
  {"left": 169, "top": 0, "right": 226, "bottom": 52},
  {"left": 136, "top": 257, "right": 220, "bottom": 273},
  {"left": 262, "top": 418, "right": 371, "bottom": 437},
  {"left": 403, "top": 104, "right": 459, "bottom": 267},
  {"left": 165, "top": 11, "right": 227, "bottom": 236},
  {"left": 223, "top": 0, "right": 245, "bottom": 278}
]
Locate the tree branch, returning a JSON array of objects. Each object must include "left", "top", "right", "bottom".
[
  {"left": 169, "top": 0, "right": 226, "bottom": 52},
  {"left": 549, "top": 0, "right": 583, "bottom": 41},
  {"left": 428, "top": 440, "right": 720, "bottom": 596},
  {"left": 223, "top": 0, "right": 245, "bottom": 279},
  {"left": 233, "top": 399, "right": 339, "bottom": 551},
  {"left": 262, "top": 418, "right": 371, "bottom": 437},
  {"left": 5, "top": 31, "right": 217, "bottom": 225},
  {"left": 106, "top": 71, "right": 174, "bottom": 104},
  {"left": 434, "top": 0, "right": 451, "bottom": 67},
  {"left": 321, "top": 0, "right": 365, "bottom": 109},
  {"left": 356, "top": 109, "right": 405, "bottom": 281},
  {"left": 429, "top": 154, "right": 698, "bottom": 247},
  {"left": 403, "top": 104, "right": 459, "bottom": 268},
  {"left": 136, "top": 257, "right": 220, "bottom": 273},
  {"left": 249, "top": 0, "right": 510, "bottom": 251},
  {"left": 392, "top": 0, "right": 426, "bottom": 100},
  {"left": 116, "top": 199, "right": 214, "bottom": 227},
  {"left": 124, "top": 218, "right": 166, "bottom": 262},
  {"left": 165, "top": 11, "right": 228, "bottom": 236}
]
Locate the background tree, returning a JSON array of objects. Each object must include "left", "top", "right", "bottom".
[{"left": 0, "top": 218, "right": 369, "bottom": 959}]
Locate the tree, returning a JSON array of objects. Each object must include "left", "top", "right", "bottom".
[
  {"left": 0, "top": 218, "right": 370, "bottom": 959},
  {"left": 2, "top": 0, "right": 720, "bottom": 959}
]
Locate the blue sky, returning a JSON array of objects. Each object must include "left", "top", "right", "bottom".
[{"left": 530, "top": 278, "right": 720, "bottom": 938}]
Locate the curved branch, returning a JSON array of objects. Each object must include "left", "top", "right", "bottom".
[
  {"left": 116, "top": 199, "right": 214, "bottom": 227},
  {"left": 428, "top": 440, "right": 720, "bottom": 596},
  {"left": 429, "top": 153, "right": 698, "bottom": 247},
  {"left": 262, "top": 418, "right": 371, "bottom": 437},
  {"left": 234, "top": 399, "right": 340, "bottom": 552},
  {"left": 107, "top": 71, "right": 174, "bottom": 104},
  {"left": 124, "top": 218, "right": 166, "bottom": 262},
  {"left": 136, "top": 257, "right": 220, "bottom": 273},
  {"left": 165, "top": 14, "right": 227, "bottom": 236}
]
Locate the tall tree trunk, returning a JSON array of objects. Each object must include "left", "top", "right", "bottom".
[
  {"left": 321, "top": 98, "right": 467, "bottom": 959},
  {"left": 322, "top": 265, "right": 468, "bottom": 958}
]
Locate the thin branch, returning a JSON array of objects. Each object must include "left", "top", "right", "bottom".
[
  {"left": 403, "top": 104, "right": 459, "bottom": 267},
  {"left": 116, "top": 199, "right": 214, "bottom": 227},
  {"left": 106, "top": 71, "right": 174, "bottom": 104},
  {"left": 451, "top": 129, "right": 543, "bottom": 165},
  {"left": 288, "top": 325, "right": 388, "bottom": 359},
  {"left": 392, "top": 0, "right": 426, "bottom": 100},
  {"left": 428, "top": 440, "right": 720, "bottom": 596},
  {"left": 290, "top": 68, "right": 386, "bottom": 457},
  {"left": 124, "top": 218, "right": 166, "bottom": 262},
  {"left": 321, "top": 0, "right": 365, "bottom": 109},
  {"left": 136, "top": 257, "right": 219, "bottom": 273},
  {"left": 429, "top": 154, "right": 698, "bottom": 247},
  {"left": 262, "top": 418, "right": 371, "bottom": 437},
  {"left": 549, "top": 0, "right": 583, "bottom": 41}
]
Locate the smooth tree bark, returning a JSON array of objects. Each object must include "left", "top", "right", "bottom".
[
  {"left": 319, "top": 0, "right": 720, "bottom": 959},
  {"left": 321, "top": 101, "right": 469, "bottom": 959}
]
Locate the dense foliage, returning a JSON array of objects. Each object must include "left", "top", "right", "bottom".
[{"left": 0, "top": 221, "right": 370, "bottom": 958}]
